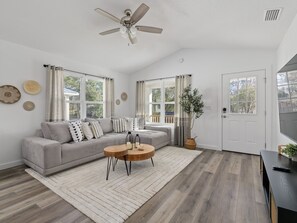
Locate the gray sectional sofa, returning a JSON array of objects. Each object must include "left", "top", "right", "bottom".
[{"left": 22, "top": 119, "right": 171, "bottom": 176}]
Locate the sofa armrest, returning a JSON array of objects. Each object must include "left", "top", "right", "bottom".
[
  {"left": 144, "top": 125, "right": 171, "bottom": 143},
  {"left": 22, "top": 137, "right": 62, "bottom": 169}
]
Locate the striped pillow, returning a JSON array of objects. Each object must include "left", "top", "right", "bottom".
[
  {"left": 90, "top": 121, "right": 104, "bottom": 139},
  {"left": 69, "top": 120, "right": 84, "bottom": 143},
  {"left": 113, "top": 118, "right": 127, "bottom": 133}
]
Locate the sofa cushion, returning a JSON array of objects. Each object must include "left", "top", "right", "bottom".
[
  {"left": 98, "top": 118, "right": 113, "bottom": 133},
  {"left": 90, "top": 121, "right": 104, "bottom": 138},
  {"left": 61, "top": 133, "right": 126, "bottom": 163},
  {"left": 82, "top": 122, "right": 94, "bottom": 140},
  {"left": 132, "top": 130, "right": 168, "bottom": 147},
  {"left": 41, "top": 122, "right": 72, "bottom": 143},
  {"left": 69, "top": 120, "right": 84, "bottom": 143}
]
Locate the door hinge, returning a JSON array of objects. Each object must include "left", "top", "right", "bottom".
[
  {"left": 264, "top": 77, "right": 267, "bottom": 83},
  {"left": 265, "top": 142, "right": 267, "bottom": 148},
  {"left": 265, "top": 110, "right": 267, "bottom": 116}
]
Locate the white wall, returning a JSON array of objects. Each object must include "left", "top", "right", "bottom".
[
  {"left": 130, "top": 49, "right": 276, "bottom": 151},
  {"left": 0, "top": 39, "right": 130, "bottom": 170},
  {"left": 276, "top": 14, "right": 297, "bottom": 146}
]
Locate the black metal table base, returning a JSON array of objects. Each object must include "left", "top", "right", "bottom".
[
  {"left": 128, "top": 157, "right": 155, "bottom": 175},
  {"left": 106, "top": 156, "right": 129, "bottom": 180}
]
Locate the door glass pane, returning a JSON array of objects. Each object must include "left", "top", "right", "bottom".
[
  {"left": 229, "top": 76, "right": 256, "bottom": 114},
  {"left": 289, "top": 84, "right": 297, "bottom": 98},
  {"left": 86, "top": 104, "right": 103, "bottom": 119},
  {"left": 279, "top": 100, "right": 292, "bottom": 113},
  {"left": 165, "top": 104, "right": 174, "bottom": 123},
  {"left": 86, "top": 79, "right": 103, "bottom": 102},
  {"left": 64, "top": 76, "right": 80, "bottom": 101},
  {"left": 66, "top": 103, "right": 80, "bottom": 120}
]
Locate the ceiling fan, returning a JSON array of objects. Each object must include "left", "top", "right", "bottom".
[{"left": 95, "top": 3, "right": 163, "bottom": 44}]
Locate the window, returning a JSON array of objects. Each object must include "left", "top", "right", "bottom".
[
  {"left": 64, "top": 72, "right": 104, "bottom": 120},
  {"left": 145, "top": 78, "right": 175, "bottom": 124},
  {"left": 229, "top": 76, "right": 256, "bottom": 114},
  {"left": 277, "top": 71, "right": 297, "bottom": 113}
]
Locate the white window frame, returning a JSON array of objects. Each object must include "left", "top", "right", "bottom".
[
  {"left": 145, "top": 78, "right": 175, "bottom": 125},
  {"left": 64, "top": 71, "right": 105, "bottom": 120}
]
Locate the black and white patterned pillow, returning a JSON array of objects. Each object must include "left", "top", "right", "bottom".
[
  {"left": 69, "top": 120, "right": 84, "bottom": 143},
  {"left": 113, "top": 118, "right": 127, "bottom": 133}
]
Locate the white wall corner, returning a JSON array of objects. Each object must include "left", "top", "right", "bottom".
[{"left": 198, "top": 144, "right": 221, "bottom": 151}]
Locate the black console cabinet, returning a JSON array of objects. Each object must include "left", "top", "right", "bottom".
[{"left": 260, "top": 150, "right": 297, "bottom": 223}]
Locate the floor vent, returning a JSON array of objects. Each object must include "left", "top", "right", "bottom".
[{"left": 264, "top": 9, "right": 282, "bottom": 21}]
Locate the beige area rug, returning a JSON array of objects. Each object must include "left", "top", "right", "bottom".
[{"left": 26, "top": 146, "right": 201, "bottom": 223}]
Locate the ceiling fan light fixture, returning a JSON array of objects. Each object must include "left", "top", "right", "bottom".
[{"left": 120, "top": 27, "right": 128, "bottom": 38}]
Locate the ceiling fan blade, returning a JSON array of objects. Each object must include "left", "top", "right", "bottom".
[
  {"left": 128, "top": 33, "right": 137, "bottom": 44},
  {"left": 130, "top": 3, "right": 150, "bottom": 25},
  {"left": 135, "top": 26, "right": 163, "bottom": 34},
  {"left": 95, "top": 8, "right": 121, "bottom": 23},
  {"left": 99, "top": 28, "right": 120, "bottom": 35}
]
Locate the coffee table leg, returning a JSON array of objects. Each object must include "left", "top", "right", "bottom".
[
  {"left": 151, "top": 158, "right": 155, "bottom": 167},
  {"left": 106, "top": 157, "right": 112, "bottom": 180},
  {"left": 124, "top": 156, "right": 129, "bottom": 176},
  {"left": 113, "top": 158, "right": 118, "bottom": 171},
  {"left": 129, "top": 161, "right": 132, "bottom": 175}
]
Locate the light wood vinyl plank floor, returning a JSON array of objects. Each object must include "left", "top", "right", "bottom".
[{"left": 0, "top": 149, "right": 269, "bottom": 223}]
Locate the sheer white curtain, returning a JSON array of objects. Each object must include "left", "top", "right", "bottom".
[
  {"left": 174, "top": 75, "right": 192, "bottom": 146},
  {"left": 45, "top": 66, "right": 66, "bottom": 122},
  {"left": 136, "top": 81, "right": 145, "bottom": 118},
  {"left": 105, "top": 77, "right": 114, "bottom": 118}
]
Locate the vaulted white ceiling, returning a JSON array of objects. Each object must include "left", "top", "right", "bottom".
[{"left": 0, "top": 0, "right": 297, "bottom": 74}]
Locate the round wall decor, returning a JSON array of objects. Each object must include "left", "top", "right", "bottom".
[
  {"left": 23, "top": 80, "right": 41, "bottom": 95},
  {"left": 116, "top": 99, "right": 120, "bottom": 105},
  {"left": 0, "top": 85, "right": 21, "bottom": 104},
  {"left": 23, "top": 101, "right": 35, "bottom": 111},
  {"left": 121, "top": 92, "right": 128, "bottom": 101}
]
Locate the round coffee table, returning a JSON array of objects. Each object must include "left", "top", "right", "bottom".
[
  {"left": 116, "top": 144, "right": 155, "bottom": 174},
  {"left": 104, "top": 144, "right": 129, "bottom": 180}
]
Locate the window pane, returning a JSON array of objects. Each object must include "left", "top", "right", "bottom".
[
  {"left": 66, "top": 103, "right": 80, "bottom": 120},
  {"left": 246, "top": 77, "right": 256, "bottom": 101},
  {"left": 289, "top": 84, "right": 297, "bottom": 98},
  {"left": 86, "top": 79, "right": 103, "bottom": 102},
  {"left": 291, "top": 99, "right": 297, "bottom": 112},
  {"left": 278, "top": 86, "right": 290, "bottom": 100},
  {"left": 277, "top": 73, "right": 288, "bottom": 85},
  {"left": 165, "top": 86, "right": 175, "bottom": 102},
  {"left": 86, "top": 104, "right": 103, "bottom": 119},
  {"left": 238, "top": 78, "right": 247, "bottom": 101},
  {"left": 165, "top": 104, "right": 175, "bottom": 123},
  {"left": 287, "top": 71, "right": 297, "bottom": 84},
  {"left": 279, "top": 100, "right": 292, "bottom": 113},
  {"left": 148, "top": 104, "right": 161, "bottom": 123},
  {"left": 64, "top": 76, "right": 80, "bottom": 101},
  {"left": 152, "top": 88, "right": 161, "bottom": 103},
  {"left": 238, "top": 102, "right": 247, "bottom": 113}
]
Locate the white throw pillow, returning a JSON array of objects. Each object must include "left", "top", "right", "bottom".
[
  {"left": 69, "top": 120, "right": 84, "bottom": 143},
  {"left": 125, "top": 118, "right": 134, "bottom": 131},
  {"left": 113, "top": 118, "right": 127, "bottom": 133},
  {"left": 90, "top": 121, "right": 104, "bottom": 139},
  {"left": 82, "top": 122, "right": 94, "bottom": 140}
]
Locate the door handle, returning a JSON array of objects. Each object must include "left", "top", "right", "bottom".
[{"left": 221, "top": 115, "right": 227, "bottom": 118}]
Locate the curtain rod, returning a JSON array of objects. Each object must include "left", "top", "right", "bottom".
[
  {"left": 138, "top": 74, "right": 192, "bottom": 83},
  {"left": 43, "top": 64, "right": 113, "bottom": 80}
]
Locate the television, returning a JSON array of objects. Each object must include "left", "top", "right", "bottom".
[{"left": 277, "top": 54, "right": 297, "bottom": 142}]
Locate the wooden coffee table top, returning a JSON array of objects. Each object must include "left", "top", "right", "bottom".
[
  {"left": 117, "top": 144, "right": 155, "bottom": 161},
  {"left": 104, "top": 144, "right": 128, "bottom": 157}
]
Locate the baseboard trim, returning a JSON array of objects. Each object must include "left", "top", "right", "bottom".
[
  {"left": 198, "top": 144, "right": 221, "bottom": 151},
  {"left": 0, "top": 160, "right": 23, "bottom": 170}
]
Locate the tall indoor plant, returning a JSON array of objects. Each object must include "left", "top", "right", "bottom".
[{"left": 179, "top": 85, "right": 204, "bottom": 149}]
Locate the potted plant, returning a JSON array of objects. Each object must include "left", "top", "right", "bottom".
[
  {"left": 179, "top": 85, "right": 204, "bottom": 149},
  {"left": 282, "top": 144, "right": 297, "bottom": 161}
]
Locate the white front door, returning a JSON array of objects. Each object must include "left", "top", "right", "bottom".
[{"left": 222, "top": 70, "right": 266, "bottom": 155}]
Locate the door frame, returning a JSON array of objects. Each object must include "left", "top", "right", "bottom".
[{"left": 218, "top": 69, "right": 267, "bottom": 152}]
